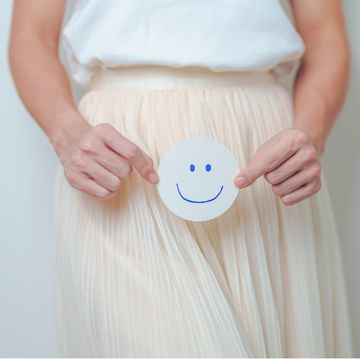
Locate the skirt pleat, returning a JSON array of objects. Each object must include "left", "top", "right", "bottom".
[{"left": 53, "top": 69, "right": 353, "bottom": 357}]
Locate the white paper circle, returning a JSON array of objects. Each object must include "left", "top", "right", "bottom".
[{"left": 157, "top": 137, "right": 240, "bottom": 222}]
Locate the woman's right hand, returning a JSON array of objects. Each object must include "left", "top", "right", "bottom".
[
  {"left": 8, "top": 1, "right": 158, "bottom": 202},
  {"left": 57, "top": 122, "right": 158, "bottom": 200}
]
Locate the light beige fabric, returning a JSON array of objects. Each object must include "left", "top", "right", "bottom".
[{"left": 53, "top": 67, "right": 353, "bottom": 357}]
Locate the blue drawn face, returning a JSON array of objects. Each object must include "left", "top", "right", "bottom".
[
  {"left": 157, "top": 137, "right": 239, "bottom": 222},
  {"left": 176, "top": 163, "right": 224, "bottom": 203}
]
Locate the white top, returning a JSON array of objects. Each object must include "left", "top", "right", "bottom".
[{"left": 62, "top": 0, "right": 305, "bottom": 89}]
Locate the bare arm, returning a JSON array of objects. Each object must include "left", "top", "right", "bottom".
[
  {"left": 9, "top": 0, "right": 79, "bottom": 145},
  {"left": 9, "top": 0, "right": 158, "bottom": 200},
  {"left": 290, "top": 0, "right": 350, "bottom": 158},
  {"left": 235, "top": 0, "right": 350, "bottom": 205}
]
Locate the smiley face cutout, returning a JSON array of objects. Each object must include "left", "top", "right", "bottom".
[{"left": 157, "top": 137, "right": 240, "bottom": 221}]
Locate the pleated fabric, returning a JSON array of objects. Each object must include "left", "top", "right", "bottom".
[{"left": 53, "top": 67, "right": 353, "bottom": 358}]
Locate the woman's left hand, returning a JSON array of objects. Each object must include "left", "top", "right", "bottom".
[{"left": 234, "top": 128, "right": 322, "bottom": 206}]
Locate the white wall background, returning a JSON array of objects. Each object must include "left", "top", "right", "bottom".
[{"left": 0, "top": 0, "right": 359, "bottom": 357}]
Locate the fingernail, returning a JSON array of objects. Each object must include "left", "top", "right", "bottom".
[
  {"left": 234, "top": 176, "right": 246, "bottom": 188},
  {"left": 148, "top": 172, "right": 158, "bottom": 184}
]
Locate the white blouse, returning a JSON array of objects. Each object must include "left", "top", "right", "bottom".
[{"left": 62, "top": 0, "right": 305, "bottom": 89}]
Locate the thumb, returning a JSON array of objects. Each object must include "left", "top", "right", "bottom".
[
  {"left": 234, "top": 168, "right": 255, "bottom": 189},
  {"left": 234, "top": 137, "right": 295, "bottom": 188},
  {"left": 234, "top": 156, "right": 270, "bottom": 188}
]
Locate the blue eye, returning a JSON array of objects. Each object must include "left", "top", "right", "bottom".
[
  {"left": 206, "top": 164, "right": 211, "bottom": 172},
  {"left": 190, "top": 164, "right": 195, "bottom": 172}
]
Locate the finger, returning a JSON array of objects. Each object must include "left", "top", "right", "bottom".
[
  {"left": 97, "top": 124, "right": 158, "bottom": 184},
  {"left": 281, "top": 178, "right": 322, "bottom": 206},
  {"left": 85, "top": 163, "right": 122, "bottom": 192},
  {"left": 234, "top": 142, "right": 296, "bottom": 188},
  {"left": 93, "top": 146, "right": 133, "bottom": 179},
  {"left": 117, "top": 141, "right": 157, "bottom": 184},
  {"left": 68, "top": 172, "right": 115, "bottom": 200},
  {"left": 271, "top": 163, "right": 320, "bottom": 197},
  {"left": 265, "top": 147, "right": 320, "bottom": 185}
]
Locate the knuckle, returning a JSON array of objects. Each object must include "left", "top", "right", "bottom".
[
  {"left": 306, "top": 147, "right": 319, "bottom": 162},
  {"left": 292, "top": 131, "right": 309, "bottom": 149},
  {"left": 106, "top": 156, "right": 117, "bottom": 168},
  {"left": 312, "top": 161, "right": 322, "bottom": 177},
  {"left": 148, "top": 157, "right": 154, "bottom": 167},
  {"left": 93, "top": 123, "right": 112, "bottom": 134},
  {"left": 106, "top": 155, "right": 121, "bottom": 169},
  {"left": 66, "top": 171, "right": 80, "bottom": 189},
  {"left": 105, "top": 177, "right": 121, "bottom": 192},
  {"left": 121, "top": 163, "right": 133, "bottom": 178},
  {"left": 139, "top": 161, "right": 152, "bottom": 175},
  {"left": 125, "top": 143, "right": 141, "bottom": 159},
  {"left": 96, "top": 190, "right": 112, "bottom": 200},
  {"left": 66, "top": 171, "right": 76, "bottom": 186},
  {"left": 271, "top": 184, "right": 280, "bottom": 195},
  {"left": 111, "top": 177, "right": 122, "bottom": 190},
  {"left": 70, "top": 153, "right": 85, "bottom": 168},
  {"left": 272, "top": 184, "right": 284, "bottom": 196},
  {"left": 308, "top": 179, "right": 321, "bottom": 194},
  {"left": 265, "top": 154, "right": 279, "bottom": 170},
  {"left": 314, "top": 179, "right": 322, "bottom": 193},
  {"left": 281, "top": 196, "right": 293, "bottom": 206},
  {"left": 79, "top": 138, "right": 95, "bottom": 152},
  {"left": 264, "top": 172, "right": 276, "bottom": 184}
]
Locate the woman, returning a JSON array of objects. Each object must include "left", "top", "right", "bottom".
[{"left": 9, "top": 0, "right": 353, "bottom": 357}]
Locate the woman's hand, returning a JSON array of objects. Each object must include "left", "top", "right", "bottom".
[
  {"left": 9, "top": 1, "right": 159, "bottom": 202},
  {"left": 234, "top": 128, "right": 322, "bottom": 206},
  {"left": 58, "top": 122, "right": 158, "bottom": 200}
]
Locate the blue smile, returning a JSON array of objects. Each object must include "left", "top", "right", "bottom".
[{"left": 176, "top": 183, "right": 224, "bottom": 203}]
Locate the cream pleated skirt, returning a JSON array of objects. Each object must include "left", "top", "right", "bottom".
[{"left": 53, "top": 67, "right": 353, "bottom": 357}]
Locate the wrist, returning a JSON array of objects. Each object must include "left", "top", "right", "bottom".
[
  {"left": 50, "top": 107, "right": 91, "bottom": 162},
  {"left": 292, "top": 96, "right": 328, "bottom": 159},
  {"left": 291, "top": 123, "right": 325, "bottom": 158}
]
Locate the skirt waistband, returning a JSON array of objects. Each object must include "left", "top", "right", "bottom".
[{"left": 88, "top": 66, "right": 277, "bottom": 91}]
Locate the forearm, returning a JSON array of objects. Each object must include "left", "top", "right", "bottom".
[
  {"left": 290, "top": 0, "right": 350, "bottom": 159},
  {"left": 292, "top": 35, "right": 350, "bottom": 158},
  {"left": 8, "top": 34, "right": 89, "bottom": 159}
]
